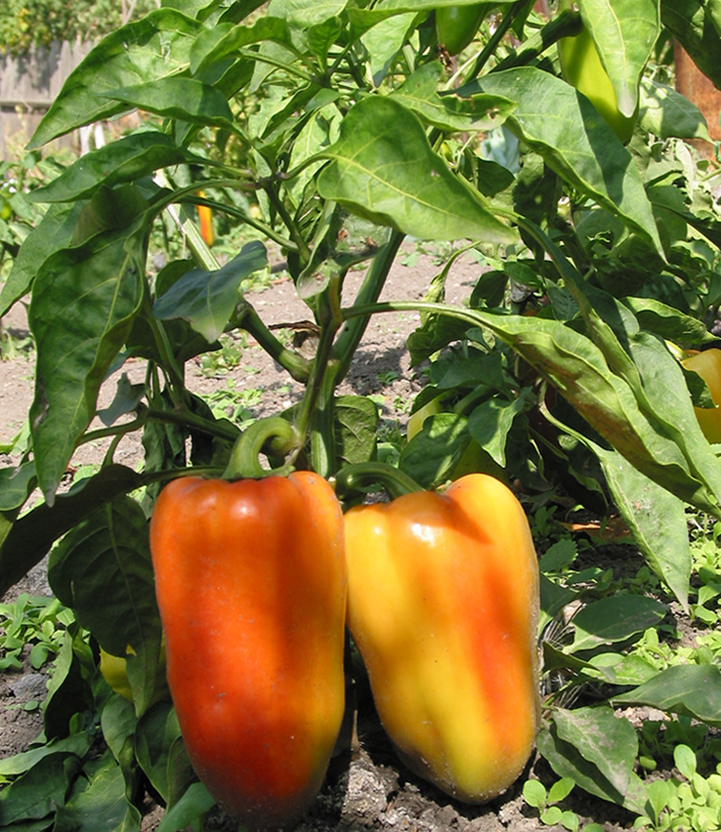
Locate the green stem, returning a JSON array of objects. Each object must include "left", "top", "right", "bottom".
[
  {"left": 141, "top": 295, "right": 187, "bottom": 405},
  {"left": 80, "top": 412, "right": 148, "bottom": 448},
  {"left": 235, "top": 304, "right": 311, "bottom": 382},
  {"left": 466, "top": 0, "right": 531, "bottom": 81},
  {"left": 293, "top": 318, "right": 340, "bottom": 449},
  {"left": 335, "top": 462, "right": 423, "bottom": 501},
  {"left": 492, "top": 10, "right": 582, "bottom": 73},
  {"left": 262, "top": 181, "right": 312, "bottom": 264},
  {"left": 334, "top": 229, "right": 405, "bottom": 383},
  {"left": 223, "top": 417, "right": 301, "bottom": 480},
  {"left": 144, "top": 406, "right": 240, "bottom": 442}
]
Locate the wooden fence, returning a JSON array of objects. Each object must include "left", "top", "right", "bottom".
[{"left": 0, "top": 39, "right": 94, "bottom": 158}]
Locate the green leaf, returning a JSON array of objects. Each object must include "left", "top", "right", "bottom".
[
  {"left": 391, "top": 64, "right": 516, "bottom": 131},
  {"left": 468, "top": 393, "right": 530, "bottom": 467},
  {"left": 399, "top": 412, "right": 470, "bottom": 488},
  {"left": 623, "top": 297, "right": 715, "bottom": 348},
  {"left": 53, "top": 751, "right": 141, "bottom": 832},
  {"left": 42, "top": 632, "right": 92, "bottom": 740},
  {"left": 548, "top": 777, "right": 576, "bottom": 804},
  {"left": 29, "top": 10, "right": 201, "bottom": 148},
  {"left": 48, "top": 498, "right": 162, "bottom": 716},
  {"left": 29, "top": 219, "right": 147, "bottom": 503},
  {"left": 156, "top": 782, "right": 215, "bottom": 832},
  {"left": 135, "top": 703, "right": 182, "bottom": 803},
  {"left": 638, "top": 78, "right": 710, "bottom": 140},
  {"left": 0, "top": 202, "right": 85, "bottom": 318},
  {"left": 612, "top": 664, "right": 721, "bottom": 727},
  {"left": 674, "top": 744, "right": 697, "bottom": 781},
  {"left": 470, "top": 67, "right": 663, "bottom": 255},
  {"left": 153, "top": 240, "right": 267, "bottom": 341},
  {"left": 523, "top": 778, "right": 548, "bottom": 809},
  {"left": 580, "top": 0, "right": 659, "bottom": 117},
  {"left": 456, "top": 308, "right": 718, "bottom": 516},
  {"left": 101, "top": 696, "right": 137, "bottom": 763},
  {"left": 0, "top": 464, "right": 36, "bottom": 512},
  {"left": 267, "top": 0, "right": 348, "bottom": 26},
  {"left": 539, "top": 708, "right": 646, "bottom": 813},
  {"left": 29, "top": 134, "right": 203, "bottom": 204},
  {"left": 0, "top": 465, "right": 144, "bottom": 599},
  {"left": 569, "top": 595, "right": 668, "bottom": 652},
  {"left": 335, "top": 395, "right": 379, "bottom": 467},
  {"left": 361, "top": 12, "right": 417, "bottom": 86},
  {"left": 103, "top": 78, "right": 237, "bottom": 132},
  {"left": 0, "top": 753, "right": 83, "bottom": 825},
  {"left": 317, "top": 96, "right": 516, "bottom": 244},
  {"left": 0, "top": 734, "right": 91, "bottom": 778},
  {"left": 541, "top": 398, "right": 691, "bottom": 607},
  {"left": 189, "top": 17, "right": 295, "bottom": 75}
]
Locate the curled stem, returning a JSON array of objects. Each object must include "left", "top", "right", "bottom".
[{"left": 223, "top": 416, "right": 301, "bottom": 480}]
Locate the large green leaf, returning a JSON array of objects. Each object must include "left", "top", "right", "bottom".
[
  {"left": 612, "top": 664, "right": 721, "bottom": 728},
  {"left": 317, "top": 96, "right": 516, "bottom": 244},
  {"left": 538, "top": 708, "right": 646, "bottom": 813},
  {"left": 103, "top": 78, "right": 237, "bottom": 132},
  {"left": 569, "top": 595, "right": 668, "bottom": 652},
  {"left": 579, "top": 0, "right": 660, "bottom": 116},
  {"left": 153, "top": 240, "right": 267, "bottom": 342},
  {"left": 469, "top": 67, "right": 663, "bottom": 255},
  {"left": 29, "top": 218, "right": 147, "bottom": 503},
  {"left": 48, "top": 497, "right": 162, "bottom": 716},
  {"left": 29, "top": 134, "right": 204, "bottom": 205},
  {"left": 29, "top": 10, "right": 201, "bottom": 148}
]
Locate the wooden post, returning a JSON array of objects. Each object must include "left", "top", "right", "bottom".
[{"left": 674, "top": 41, "right": 721, "bottom": 159}]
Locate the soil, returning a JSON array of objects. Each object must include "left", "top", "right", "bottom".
[{"left": 0, "top": 243, "right": 676, "bottom": 832}]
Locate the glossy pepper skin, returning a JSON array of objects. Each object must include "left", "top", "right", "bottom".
[
  {"left": 149, "top": 472, "right": 347, "bottom": 830},
  {"left": 558, "top": 26, "right": 637, "bottom": 143},
  {"left": 345, "top": 473, "right": 539, "bottom": 803},
  {"left": 435, "top": 4, "right": 489, "bottom": 57},
  {"left": 682, "top": 349, "right": 721, "bottom": 444}
]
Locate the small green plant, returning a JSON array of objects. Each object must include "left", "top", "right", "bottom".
[
  {"left": 523, "top": 777, "right": 579, "bottom": 831},
  {"left": 377, "top": 370, "right": 399, "bottom": 386},
  {"left": 204, "top": 380, "right": 263, "bottom": 426},
  {"left": 0, "top": 594, "right": 75, "bottom": 671},
  {"left": 198, "top": 334, "right": 245, "bottom": 377},
  {"left": 634, "top": 746, "right": 721, "bottom": 832}
]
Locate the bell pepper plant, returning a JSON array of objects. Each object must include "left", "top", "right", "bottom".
[{"left": 1, "top": 0, "right": 721, "bottom": 829}]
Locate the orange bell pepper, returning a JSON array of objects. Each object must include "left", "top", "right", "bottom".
[
  {"left": 149, "top": 472, "right": 346, "bottom": 829},
  {"left": 344, "top": 472, "right": 540, "bottom": 803}
]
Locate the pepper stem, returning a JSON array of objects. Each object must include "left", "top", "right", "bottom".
[
  {"left": 335, "top": 462, "right": 423, "bottom": 502},
  {"left": 223, "top": 417, "right": 301, "bottom": 480}
]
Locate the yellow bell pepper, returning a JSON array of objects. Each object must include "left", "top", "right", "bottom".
[{"left": 344, "top": 473, "right": 540, "bottom": 803}]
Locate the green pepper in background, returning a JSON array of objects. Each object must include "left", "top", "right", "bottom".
[
  {"left": 435, "top": 4, "right": 491, "bottom": 56},
  {"left": 558, "top": 24, "right": 637, "bottom": 143}
]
